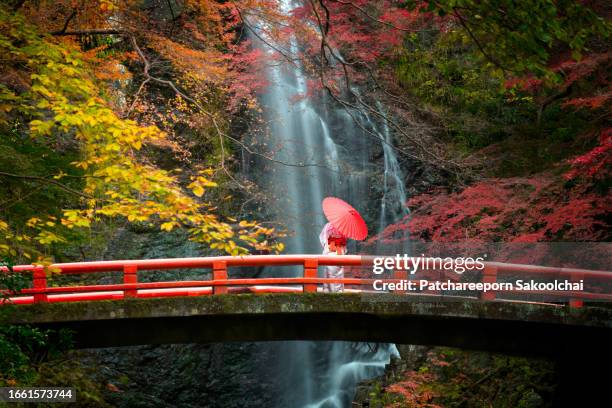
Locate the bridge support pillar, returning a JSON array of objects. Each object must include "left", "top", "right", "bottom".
[
  {"left": 123, "top": 265, "right": 137, "bottom": 298},
  {"left": 304, "top": 259, "right": 318, "bottom": 293},
  {"left": 213, "top": 261, "right": 228, "bottom": 294},
  {"left": 32, "top": 266, "right": 48, "bottom": 303}
]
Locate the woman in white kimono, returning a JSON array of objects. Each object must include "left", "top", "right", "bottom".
[{"left": 319, "top": 222, "right": 347, "bottom": 293}]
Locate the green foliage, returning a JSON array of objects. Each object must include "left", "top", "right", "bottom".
[
  {"left": 416, "top": 0, "right": 611, "bottom": 77},
  {"left": 394, "top": 1, "right": 609, "bottom": 175},
  {"left": 0, "top": 116, "right": 103, "bottom": 261},
  {"left": 0, "top": 258, "right": 29, "bottom": 302},
  {"left": 397, "top": 29, "right": 535, "bottom": 153},
  {"left": 33, "top": 359, "right": 112, "bottom": 407},
  {"left": 0, "top": 258, "right": 73, "bottom": 386}
]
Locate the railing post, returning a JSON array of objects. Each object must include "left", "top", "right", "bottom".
[
  {"left": 123, "top": 264, "right": 138, "bottom": 298},
  {"left": 394, "top": 270, "right": 407, "bottom": 293},
  {"left": 480, "top": 264, "right": 497, "bottom": 301},
  {"left": 304, "top": 259, "right": 318, "bottom": 293},
  {"left": 569, "top": 272, "right": 584, "bottom": 308},
  {"left": 213, "top": 261, "right": 228, "bottom": 294},
  {"left": 32, "top": 266, "right": 48, "bottom": 303}
]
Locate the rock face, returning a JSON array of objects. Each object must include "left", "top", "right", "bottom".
[{"left": 78, "top": 343, "right": 279, "bottom": 408}]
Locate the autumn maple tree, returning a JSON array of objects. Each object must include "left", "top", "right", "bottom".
[{"left": 0, "top": 0, "right": 282, "bottom": 262}]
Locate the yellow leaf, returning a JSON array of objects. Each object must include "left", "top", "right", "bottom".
[
  {"left": 192, "top": 185, "right": 204, "bottom": 197},
  {"left": 161, "top": 222, "right": 175, "bottom": 232}
]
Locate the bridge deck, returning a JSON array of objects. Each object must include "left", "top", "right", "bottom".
[{"left": 5, "top": 293, "right": 611, "bottom": 354}]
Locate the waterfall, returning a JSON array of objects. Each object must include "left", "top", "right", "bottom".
[
  {"left": 375, "top": 102, "right": 410, "bottom": 233},
  {"left": 242, "top": 1, "right": 407, "bottom": 406},
  {"left": 356, "top": 102, "right": 410, "bottom": 255}
]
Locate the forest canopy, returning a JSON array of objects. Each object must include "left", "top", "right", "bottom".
[{"left": 0, "top": 0, "right": 610, "bottom": 264}]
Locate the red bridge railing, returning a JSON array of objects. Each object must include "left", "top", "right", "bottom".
[{"left": 2, "top": 255, "right": 611, "bottom": 307}]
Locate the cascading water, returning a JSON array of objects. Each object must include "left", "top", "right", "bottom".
[
  {"left": 242, "top": 1, "right": 409, "bottom": 406},
  {"left": 374, "top": 102, "right": 410, "bottom": 234},
  {"left": 355, "top": 102, "right": 411, "bottom": 255}
]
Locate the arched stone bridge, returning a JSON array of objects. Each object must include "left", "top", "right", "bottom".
[{"left": 2, "top": 255, "right": 611, "bottom": 355}]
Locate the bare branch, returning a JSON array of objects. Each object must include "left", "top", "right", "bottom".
[
  {"left": 0, "top": 187, "right": 44, "bottom": 210},
  {"left": 452, "top": 8, "right": 509, "bottom": 73},
  {"left": 125, "top": 77, "right": 150, "bottom": 117},
  {"left": 127, "top": 34, "right": 336, "bottom": 183},
  {"left": 304, "top": 0, "right": 466, "bottom": 176},
  {"left": 223, "top": 133, "right": 339, "bottom": 172},
  {"left": 0, "top": 171, "right": 94, "bottom": 200},
  {"left": 56, "top": 9, "right": 78, "bottom": 35},
  {"left": 50, "top": 29, "right": 122, "bottom": 36},
  {"left": 317, "top": 0, "right": 330, "bottom": 35},
  {"left": 327, "top": 0, "right": 412, "bottom": 31},
  {"left": 166, "top": 0, "right": 176, "bottom": 21},
  {"left": 232, "top": 4, "right": 302, "bottom": 68}
]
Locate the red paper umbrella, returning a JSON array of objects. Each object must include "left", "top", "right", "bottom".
[{"left": 322, "top": 197, "right": 368, "bottom": 240}]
